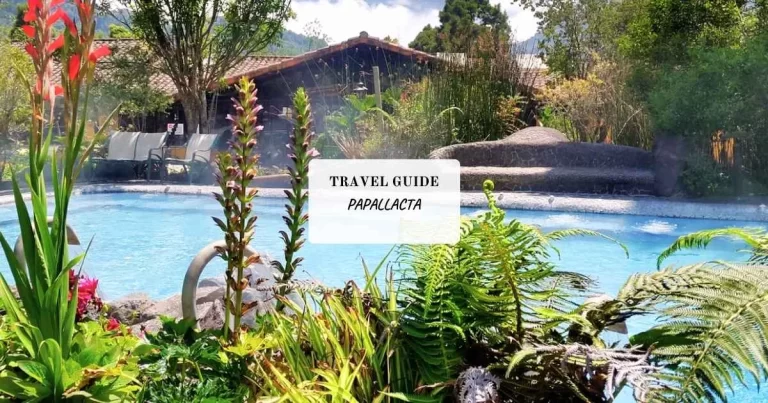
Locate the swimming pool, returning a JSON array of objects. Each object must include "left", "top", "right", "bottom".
[
  {"left": 0, "top": 191, "right": 762, "bottom": 300},
  {"left": 0, "top": 192, "right": 764, "bottom": 401}
]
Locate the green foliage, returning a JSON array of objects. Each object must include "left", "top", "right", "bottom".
[
  {"left": 0, "top": 321, "right": 141, "bottom": 401},
  {"left": 136, "top": 317, "right": 250, "bottom": 402},
  {"left": 657, "top": 227, "right": 768, "bottom": 268},
  {"left": 679, "top": 153, "right": 733, "bottom": 197},
  {"left": 515, "top": 0, "right": 621, "bottom": 78},
  {"left": 409, "top": 0, "right": 511, "bottom": 53},
  {"left": 90, "top": 41, "right": 171, "bottom": 131},
  {"left": 245, "top": 257, "right": 422, "bottom": 402},
  {"left": 109, "top": 0, "right": 291, "bottom": 132},
  {"left": 618, "top": 0, "right": 749, "bottom": 67},
  {"left": 397, "top": 180, "right": 626, "bottom": 398},
  {"left": 357, "top": 81, "right": 461, "bottom": 158},
  {"left": 425, "top": 52, "right": 534, "bottom": 144},
  {"left": 648, "top": 35, "right": 768, "bottom": 189},
  {"left": 622, "top": 262, "right": 768, "bottom": 402},
  {"left": 0, "top": 40, "right": 34, "bottom": 150},
  {"left": 108, "top": 24, "right": 133, "bottom": 39}
]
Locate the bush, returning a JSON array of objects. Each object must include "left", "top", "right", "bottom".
[
  {"left": 538, "top": 58, "right": 653, "bottom": 148},
  {"left": 680, "top": 153, "right": 733, "bottom": 197},
  {"left": 649, "top": 35, "right": 768, "bottom": 190}
]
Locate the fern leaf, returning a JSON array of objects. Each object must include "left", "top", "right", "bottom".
[{"left": 656, "top": 228, "right": 766, "bottom": 269}]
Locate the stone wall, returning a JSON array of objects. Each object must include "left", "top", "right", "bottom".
[
  {"left": 430, "top": 127, "right": 653, "bottom": 169},
  {"left": 430, "top": 127, "right": 667, "bottom": 195}
]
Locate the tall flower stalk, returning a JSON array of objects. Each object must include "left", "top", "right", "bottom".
[
  {"left": 274, "top": 88, "right": 318, "bottom": 300},
  {"left": 0, "top": 0, "right": 114, "bottom": 361},
  {"left": 213, "top": 77, "right": 261, "bottom": 343}
]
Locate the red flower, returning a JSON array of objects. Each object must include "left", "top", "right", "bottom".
[
  {"left": 88, "top": 45, "right": 111, "bottom": 63},
  {"left": 74, "top": 0, "right": 91, "bottom": 17},
  {"left": 47, "top": 35, "right": 64, "bottom": 53},
  {"left": 59, "top": 12, "right": 77, "bottom": 36},
  {"left": 105, "top": 318, "right": 120, "bottom": 331},
  {"left": 21, "top": 25, "right": 35, "bottom": 39},
  {"left": 23, "top": 7, "right": 36, "bottom": 23},
  {"left": 28, "top": 0, "right": 42, "bottom": 12},
  {"left": 24, "top": 43, "right": 37, "bottom": 59},
  {"left": 46, "top": 8, "right": 64, "bottom": 26},
  {"left": 68, "top": 54, "right": 80, "bottom": 80}
]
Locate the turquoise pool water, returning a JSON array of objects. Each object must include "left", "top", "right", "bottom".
[{"left": 0, "top": 192, "right": 765, "bottom": 401}]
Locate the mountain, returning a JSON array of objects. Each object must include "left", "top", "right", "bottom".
[
  {"left": 268, "top": 30, "right": 329, "bottom": 56},
  {"left": 0, "top": 2, "right": 324, "bottom": 56},
  {"left": 514, "top": 32, "right": 545, "bottom": 54}
]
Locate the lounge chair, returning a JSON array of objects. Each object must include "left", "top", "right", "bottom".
[
  {"left": 133, "top": 132, "right": 167, "bottom": 181},
  {"left": 158, "top": 132, "right": 219, "bottom": 184},
  {"left": 89, "top": 131, "right": 141, "bottom": 180}
]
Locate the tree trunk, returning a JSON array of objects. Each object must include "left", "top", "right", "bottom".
[{"left": 180, "top": 92, "right": 209, "bottom": 136}]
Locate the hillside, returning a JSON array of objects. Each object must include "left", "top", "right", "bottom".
[{"left": 0, "top": 1, "right": 326, "bottom": 56}]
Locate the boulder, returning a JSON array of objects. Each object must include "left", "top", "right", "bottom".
[
  {"left": 108, "top": 293, "right": 153, "bottom": 325},
  {"left": 198, "top": 299, "right": 226, "bottom": 331},
  {"left": 196, "top": 286, "right": 224, "bottom": 305},
  {"left": 199, "top": 276, "right": 226, "bottom": 288},
  {"left": 653, "top": 134, "right": 685, "bottom": 197},
  {"left": 144, "top": 294, "right": 182, "bottom": 319}
]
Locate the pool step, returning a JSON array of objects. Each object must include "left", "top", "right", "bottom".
[{"left": 460, "top": 166, "right": 656, "bottom": 195}]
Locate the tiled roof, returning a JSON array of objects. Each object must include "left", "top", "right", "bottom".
[
  {"left": 221, "top": 32, "right": 436, "bottom": 87},
  {"left": 14, "top": 33, "right": 436, "bottom": 98}
]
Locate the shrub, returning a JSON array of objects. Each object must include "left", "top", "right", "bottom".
[
  {"left": 538, "top": 58, "right": 652, "bottom": 148},
  {"left": 648, "top": 35, "right": 768, "bottom": 190},
  {"left": 680, "top": 153, "right": 733, "bottom": 197}
]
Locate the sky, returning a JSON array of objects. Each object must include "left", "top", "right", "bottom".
[{"left": 284, "top": 0, "right": 539, "bottom": 46}]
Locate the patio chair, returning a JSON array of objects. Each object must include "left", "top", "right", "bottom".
[
  {"left": 89, "top": 131, "right": 141, "bottom": 180},
  {"left": 159, "top": 132, "right": 219, "bottom": 184},
  {"left": 133, "top": 132, "right": 168, "bottom": 181}
]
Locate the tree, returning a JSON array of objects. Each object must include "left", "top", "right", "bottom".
[
  {"left": 91, "top": 41, "right": 171, "bottom": 132},
  {"left": 409, "top": 24, "right": 439, "bottom": 53},
  {"left": 0, "top": 40, "right": 33, "bottom": 179},
  {"left": 617, "top": 0, "right": 751, "bottom": 66},
  {"left": 104, "top": 0, "right": 291, "bottom": 133},
  {"left": 382, "top": 35, "right": 399, "bottom": 45},
  {"left": 301, "top": 19, "right": 331, "bottom": 52},
  {"left": 515, "top": 0, "right": 620, "bottom": 79},
  {"left": 108, "top": 23, "right": 133, "bottom": 39},
  {"left": 409, "top": 0, "right": 511, "bottom": 54}
]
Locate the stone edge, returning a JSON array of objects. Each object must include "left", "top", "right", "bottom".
[{"left": 0, "top": 183, "right": 765, "bottom": 222}]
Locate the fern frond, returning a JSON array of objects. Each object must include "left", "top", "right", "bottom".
[
  {"left": 624, "top": 262, "right": 768, "bottom": 402},
  {"left": 546, "top": 229, "right": 629, "bottom": 258},
  {"left": 657, "top": 228, "right": 767, "bottom": 268}
]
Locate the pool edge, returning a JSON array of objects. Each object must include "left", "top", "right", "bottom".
[{"left": 2, "top": 183, "right": 767, "bottom": 222}]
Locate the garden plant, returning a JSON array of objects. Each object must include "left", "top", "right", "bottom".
[{"left": 2, "top": 1, "right": 768, "bottom": 402}]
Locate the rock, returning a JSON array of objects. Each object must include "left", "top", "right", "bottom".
[
  {"left": 107, "top": 293, "right": 153, "bottom": 325},
  {"left": 130, "top": 318, "right": 163, "bottom": 336},
  {"left": 144, "top": 294, "right": 182, "bottom": 319},
  {"left": 653, "top": 134, "right": 685, "bottom": 197},
  {"left": 196, "top": 286, "right": 224, "bottom": 305},
  {"left": 198, "top": 299, "right": 226, "bottom": 330},
  {"left": 199, "top": 276, "right": 226, "bottom": 288}
]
